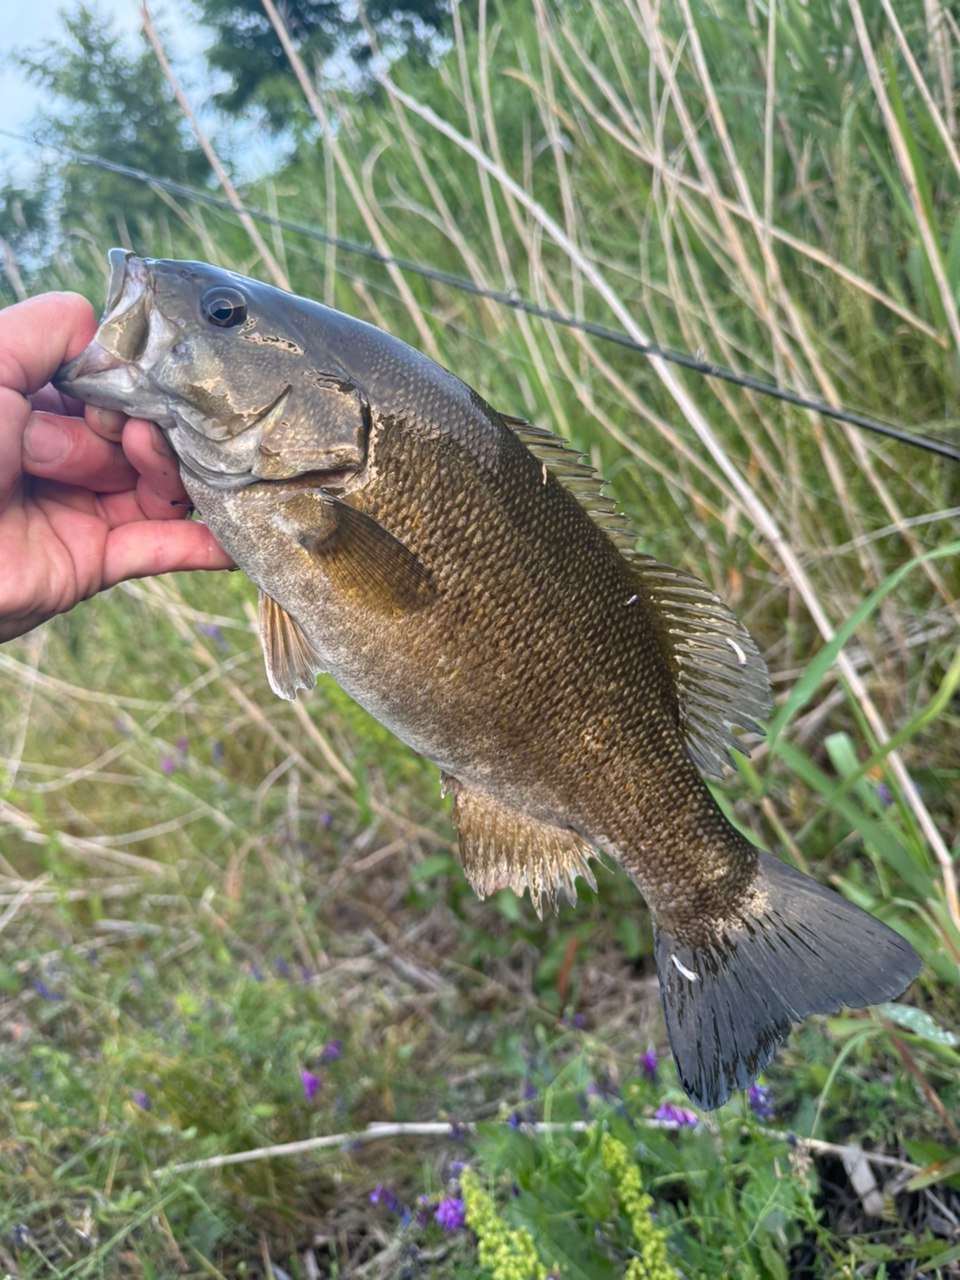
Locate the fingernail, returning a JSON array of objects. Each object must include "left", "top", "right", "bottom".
[
  {"left": 149, "top": 422, "right": 172, "bottom": 457},
  {"left": 24, "top": 419, "right": 69, "bottom": 465},
  {"left": 91, "top": 406, "right": 126, "bottom": 438}
]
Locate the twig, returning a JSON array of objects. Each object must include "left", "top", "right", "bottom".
[
  {"left": 154, "top": 1117, "right": 924, "bottom": 1179},
  {"left": 0, "top": 873, "right": 50, "bottom": 936}
]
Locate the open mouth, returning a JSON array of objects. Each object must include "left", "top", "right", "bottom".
[{"left": 53, "top": 250, "right": 178, "bottom": 398}]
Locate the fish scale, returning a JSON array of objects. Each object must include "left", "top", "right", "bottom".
[{"left": 55, "top": 248, "right": 922, "bottom": 1109}]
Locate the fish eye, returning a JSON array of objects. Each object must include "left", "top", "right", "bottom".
[{"left": 200, "top": 287, "right": 248, "bottom": 328}]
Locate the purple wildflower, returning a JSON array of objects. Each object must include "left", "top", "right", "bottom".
[
  {"left": 160, "top": 755, "right": 176, "bottom": 774},
  {"left": 34, "top": 979, "right": 62, "bottom": 1001},
  {"left": 370, "top": 1184, "right": 400, "bottom": 1213},
  {"left": 640, "top": 1049, "right": 658, "bottom": 1082},
  {"left": 177, "top": 737, "right": 189, "bottom": 757},
  {"left": 876, "top": 782, "right": 894, "bottom": 807},
  {"left": 435, "top": 1198, "right": 466, "bottom": 1231},
  {"left": 250, "top": 964, "right": 263, "bottom": 982},
  {"left": 301, "top": 1070, "right": 321, "bottom": 1103},
  {"left": 748, "top": 1083, "right": 774, "bottom": 1120},
  {"left": 320, "top": 1038, "right": 343, "bottom": 1062},
  {"left": 197, "top": 622, "right": 227, "bottom": 647},
  {"left": 654, "top": 1102, "right": 699, "bottom": 1128},
  {"left": 133, "top": 1090, "right": 151, "bottom": 1111}
]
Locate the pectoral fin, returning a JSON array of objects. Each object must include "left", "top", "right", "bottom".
[
  {"left": 445, "top": 777, "right": 598, "bottom": 918},
  {"left": 292, "top": 494, "right": 437, "bottom": 615},
  {"left": 258, "top": 590, "right": 325, "bottom": 700}
]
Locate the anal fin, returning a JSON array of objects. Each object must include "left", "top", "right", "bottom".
[
  {"left": 258, "top": 590, "right": 325, "bottom": 700},
  {"left": 445, "top": 777, "right": 597, "bottom": 918}
]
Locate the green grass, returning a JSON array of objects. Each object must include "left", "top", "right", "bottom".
[{"left": 2, "top": 0, "right": 960, "bottom": 1274}]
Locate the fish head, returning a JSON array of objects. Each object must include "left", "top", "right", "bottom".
[{"left": 55, "top": 249, "right": 369, "bottom": 488}]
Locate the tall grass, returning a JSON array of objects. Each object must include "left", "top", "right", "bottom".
[{"left": 1, "top": 0, "right": 958, "bottom": 1275}]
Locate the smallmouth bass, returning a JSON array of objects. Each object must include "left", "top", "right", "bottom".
[{"left": 56, "top": 250, "right": 921, "bottom": 1108}]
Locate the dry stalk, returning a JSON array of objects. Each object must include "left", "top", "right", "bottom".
[
  {"left": 139, "top": 2, "right": 290, "bottom": 290},
  {"left": 848, "top": 0, "right": 960, "bottom": 353}
]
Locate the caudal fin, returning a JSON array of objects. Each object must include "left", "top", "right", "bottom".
[{"left": 654, "top": 851, "right": 921, "bottom": 1110}]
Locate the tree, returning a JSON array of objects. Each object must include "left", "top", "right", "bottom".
[
  {"left": 16, "top": 6, "right": 209, "bottom": 248},
  {"left": 194, "top": 0, "right": 457, "bottom": 129}
]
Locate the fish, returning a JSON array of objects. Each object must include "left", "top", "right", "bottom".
[{"left": 55, "top": 249, "right": 922, "bottom": 1109}]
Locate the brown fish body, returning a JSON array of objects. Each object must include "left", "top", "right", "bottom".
[
  {"left": 192, "top": 375, "right": 749, "bottom": 920},
  {"left": 55, "top": 251, "right": 921, "bottom": 1108}
]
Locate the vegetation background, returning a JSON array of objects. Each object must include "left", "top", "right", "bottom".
[{"left": 0, "top": 0, "right": 959, "bottom": 1276}]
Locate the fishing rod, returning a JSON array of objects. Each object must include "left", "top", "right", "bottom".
[{"left": 3, "top": 129, "right": 958, "bottom": 465}]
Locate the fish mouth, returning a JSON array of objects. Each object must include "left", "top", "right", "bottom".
[{"left": 54, "top": 250, "right": 179, "bottom": 413}]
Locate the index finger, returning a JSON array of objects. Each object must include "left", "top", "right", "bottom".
[{"left": 0, "top": 292, "right": 98, "bottom": 399}]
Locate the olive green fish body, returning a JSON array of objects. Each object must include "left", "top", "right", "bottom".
[{"left": 55, "top": 252, "right": 921, "bottom": 1108}]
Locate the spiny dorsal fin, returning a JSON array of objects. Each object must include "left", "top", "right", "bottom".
[
  {"left": 258, "top": 590, "right": 325, "bottom": 700},
  {"left": 626, "top": 554, "right": 772, "bottom": 774},
  {"left": 500, "top": 413, "right": 771, "bottom": 774},
  {"left": 444, "top": 776, "right": 598, "bottom": 919}
]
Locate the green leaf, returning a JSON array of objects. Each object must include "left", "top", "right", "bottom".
[
  {"left": 874, "top": 1003, "right": 959, "bottom": 1047},
  {"left": 409, "top": 853, "right": 457, "bottom": 883},
  {"left": 905, "top": 1155, "right": 960, "bottom": 1192},
  {"left": 766, "top": 541, "right": 960, "bottom": 753}
]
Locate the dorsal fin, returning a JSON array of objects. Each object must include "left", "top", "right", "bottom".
[
  {"left": 500, "top": 414, "right": 633, "bottom": 540},
  {"left": 500, "top": 413, "right": 772, "bottom": 774},
  {"left": 625, "top": 554, "right": 772, "bottom": 774},
  {"left": 444, "top": 776, "right": 598, "bottom": 919}
]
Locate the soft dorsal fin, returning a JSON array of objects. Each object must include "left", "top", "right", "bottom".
[
  {"left": 625, "top": 555, "right": 772, "bottom": 775},
  {"left": 258, "top": 590, "right": 325, "bottom": 700},
  {"left": 500, "top": 414, "right": 632, "bottom": 538},
  {"left": 499, "top": 413, "right": 771, "bottom": 774},
  {"left": 444, "top": 775, "right": 598, "bottom": 918}
]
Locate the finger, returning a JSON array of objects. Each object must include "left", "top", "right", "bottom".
[
  {"left": 0, "top": 293, "right": 98, "bottom": 397},
  {"left": 122, "top": 418, "right": 193, "bottom": 515},
  {"left": 101, "top": 519, "right": 235, "bottom": 589},
  {"left": 22, "top": 411, "right": 139, "bottom": 493},
  {"left": 85, "top": 403, "right": 128, "bottom": 442}
]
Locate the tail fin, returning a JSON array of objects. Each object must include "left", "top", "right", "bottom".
[{"left": 654, "top": 851, "right": 921, "bottom": 1110}]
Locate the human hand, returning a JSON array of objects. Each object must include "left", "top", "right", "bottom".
[{"left": 0, "top": 290, "right": 234, "bottom": 642}]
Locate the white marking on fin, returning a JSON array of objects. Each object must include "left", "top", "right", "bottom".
[
  {"left": 727, "top": 636, "right": 748, "bottom": 666},
  {"left": 671, "top": 953, "right": 698, "bottom": 981},
  {"left": 541, "top": 462, "right": 548, "bottom": 485},
  {"left": 625, "top": 593, "right": 639, "bottom": 606}
]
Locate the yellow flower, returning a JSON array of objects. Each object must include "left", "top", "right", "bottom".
[
  {"left": 461, "top": 1168, "right": 549, "bottom": 1280},
  {"left": 600, "top": 1132, "right": 676, "bottom": 1280}
]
